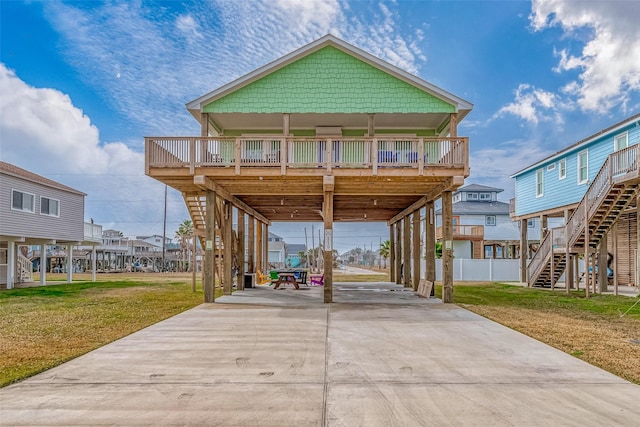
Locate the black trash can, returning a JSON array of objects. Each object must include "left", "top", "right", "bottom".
[{"left": 244, "top": 274, "right": 255, "bottom": 288}]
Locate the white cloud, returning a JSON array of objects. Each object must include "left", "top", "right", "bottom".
[
  {"left": 0, "top": 64, "right": 188, "bottom": 238},
  {"left": 530, "top": 0, "right": 640, "bottom": 112},
  {"left": 38, "top": 0, "right": 426, "bottom": 140},
  {"left": 470, "top": 139, "right": 554, "bottom": 199},
  {"left": 494, "top": 83, "right": 566, "bottom": 125}
]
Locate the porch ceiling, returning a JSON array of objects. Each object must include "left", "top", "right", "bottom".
[
  {"left": 154, "top": 171, "right": 457, "bottom": 223},
  {"left": 210, "top": 112, "right": 449, "bottom": 133}
]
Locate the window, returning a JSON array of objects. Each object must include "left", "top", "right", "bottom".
[
  {"left": 40, "top": 197, "right": 60, "bottom": 217},
  {"left": 558, "top": 159, "right": 566, "bottom": 180},
  {"left": 485, "top": 215, "right": 496, "bottom": 226},
  {"left": 614, "top": 132, "right": 628, "bottom": 151},
  {"left": 527, "top": 218, "right": 535, "bottom": 228},
  {"left": 467, "top": 193, "right": 478, "bottom": 200},
  {"left": 547, "top": 163, "right": 556, "bottom": 171},
  {"left": 11, "top": 190, "right": 35, "bottom": 212},
  {"left": 536, "top": 168, "right": 544, "bottom": 197},
  {"left": 479, "top": 193, "right": 491, "bottom": 200},
  {"left": 577, "top": 150, "right": 588, "bottom": 184}
]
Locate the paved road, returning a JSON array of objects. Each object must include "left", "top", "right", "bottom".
[{"left": 2, "top": 283, "right": 639, "bottom": 426}]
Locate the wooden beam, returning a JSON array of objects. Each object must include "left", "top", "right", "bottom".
[
  {"left": 395, "top": 221, "right": 402, "bottom": 284},
  {"left": 256, "top": 221, "right": 263, "bottom": 275},
  {"left": 323, "top": 183, "right": 334, "bottom": 304},
  {"left": 403, "top": 216, "right": 411, "bottom": 288},
  {"left": 389, "top": 223, "right": 395, "bottom": 282},
  {"left": 387, "top": 179, "right": 454, "bottom": 225},
  {"left": 442, "top": 190, "right": 454, "bottom": 303},
  {"left": 425, "top": 201, "right": 435, "bottom": 296},
  {"left": 194, "top": 175, "right": 271, "bottom": 225},
  {"left": 598, "top": 232, "right": 608, "bottom": 293},
  {"left": 520, "top": 218, "right": 527, "bottom": 285},
  {"left": 223, "top": 202, "right": 233, "bottom": 295},
  {"left": 412, "top": 210, "right": 421, "bottom": 291},
  {"left": 449, "top": 113, "right": 458, "bottom": 137},
  {"left": 238, "top": 209, "right": 245, "bottom": 290},
  {"left": 247, "top": 215, "right": 255, "bottom": 274},
  {"left": 204, "top": 190, "right": 216, "bottom": 302}
]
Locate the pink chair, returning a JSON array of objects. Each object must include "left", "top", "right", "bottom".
[{"left": 310, "top": 274, "right": 324, "bottom": 286}]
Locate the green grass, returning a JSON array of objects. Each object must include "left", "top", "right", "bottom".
[
  {"left": 434, "top": 283, "right": 640, "bottom": 319},
  {"left": 0, "top": 278, "right": 215, "bottom": 387}
]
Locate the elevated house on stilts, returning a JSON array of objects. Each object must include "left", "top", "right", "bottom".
[{"left": 145, "top": 35, "right": 473, "bottom": 303}]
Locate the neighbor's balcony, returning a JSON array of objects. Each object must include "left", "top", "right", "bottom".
[
  {"left": 145, "top": 136, "right": 468, "bottom": 175},
  {"left": 436, "top": 224, "right": 484, "bottom": 240}
]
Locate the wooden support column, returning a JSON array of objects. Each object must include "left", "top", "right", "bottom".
[
  {"left": 598, "top": 233, "right": 608, "bottom": 293},
  {"left": 91, "top": 245, "right": 97, "bottom": 283},
  {"left": 323, "top": 176, "right": 334, "bottom": 303},
  {"left": 403, "top": 215, "right": 411, "bottom": 288},
  {"left": 204, "top": 190, "right": 216, "bottom": 302},
  {"left": 66, "top": 244, "right": 73, "bottom": 283},
  {"left": 637, "top": 193, "right": 640, "bottom": 288},
  {"left": 449, "top": 113, "right": 458, "bottom": 137},
  {"left": 200, "top": 112, "right": 209, "bottom": 137},
  {"left": 237, "top": 209, "right": 245, "bottom": 290},
  {"left": 395, "top": 221, "right": 402, "bottom": 284},
  {"left": 389, "top": 224, "right": 395, "bottom": 282},
  {"left": 256, "top": 221, "right": 263, "bottom": 274},
  {"left": 540, "top": 215, "right": 548, "bottom": 241},
  {"left": 264, "top": 224, "right": 269, "bottom": 273},
  {"left": 520, "top": 219, "right": 527, "bottom": 285},
  {"left": 367, "top": 114, "right": 375, "bottom": 137},
  {"left": 412, "top": 210, "right": 421, "bottom": 291},
  {"left": 247, "top": 215, "right": 255, "bottom": 274},
  {"left": 564, "top": 210, "right": 573, "bottom": 292},
  {"left": 40, "top": 243, "right": 46, "bottom": 287},
  {"left": 223, "top": 202, "right": 233, "bottom": 295},
  {"left": 425, "top": 201, "right": 436, "bottom": 296},
  {"left": 6, "top": 241, "right": 15, "bottom": 290},
  {"left": 442, "top": 191, "right": 454, "bottom": 303},
  {"left": 584, "top": 203, "right": 590, "bottom": 298}
]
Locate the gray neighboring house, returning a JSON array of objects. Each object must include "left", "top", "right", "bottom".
[
  {"left": 0, "top": 161, "right": 99, "bottom": 289},
  {"left": 435, "top": 184, "right": 542, "bottom": 259},
  {"left": 285, "top": 243, "right": 307, "bottom": 268}
]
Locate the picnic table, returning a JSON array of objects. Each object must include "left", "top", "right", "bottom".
[{"left": 273, "top": 272, "right": 299, "bottom": 290}]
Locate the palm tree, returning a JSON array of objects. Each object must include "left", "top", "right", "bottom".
[
  {"left": 379, "top": 240, "right": 390, "bottom": 268},
  {"left": 175, "top": 219, "right": 194, "bottom": 272}
]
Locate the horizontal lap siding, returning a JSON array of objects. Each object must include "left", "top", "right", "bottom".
[
  {"left": 515, "top": 121, "right": 639, "bottom": 217},
  {"left": 0, "top": 174, "right": 84, "bottom": 241}
]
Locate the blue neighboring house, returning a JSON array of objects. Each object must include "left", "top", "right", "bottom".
[{"left": 511, "top": 113, "right": 640, "bottom": 288}]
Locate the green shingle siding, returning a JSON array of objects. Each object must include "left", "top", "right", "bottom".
[{"left": 204, "top": 47, "right": 455, "bottom": 114}]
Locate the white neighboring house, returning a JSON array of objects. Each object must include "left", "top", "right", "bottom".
[
  {"left": 0, "top": 161, "right": 101, "bottom": 289},
  {"left": 268, "top": 232, "right": 286, "bottom": 268}
]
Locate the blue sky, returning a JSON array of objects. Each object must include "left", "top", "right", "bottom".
[{"left": 1, "top": 0, "right": 639, "bottom": 252}]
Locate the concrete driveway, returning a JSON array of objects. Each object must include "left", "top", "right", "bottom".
[{"left": 2, "top": 282, "right": 639, "bottom": 426}]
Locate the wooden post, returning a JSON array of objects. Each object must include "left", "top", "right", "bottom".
[
  {"left": 395, "top": 221, "right": 402, "bottom": 284},
  {"left": 389, "top": 224, "right": 395, "bottom": 282},
  {"left": 584, "top": 203, "right": 590, "bottom": 298},
  {"left": 247, "top": 215, "right": 255, "bottom": 274},
  {"left": 204, "top": 190, "right": 216, "bottom": 302},
  {"left": 449, "top": 113, "right": 458, "bottom": 137},
  {"left": 520, "top": 219, "right": 527, "bottom": 285},
  {"left": 256, "top": 221, "right": 263, "bottom": 275},
  {"left": 238, "top": 209, "right": 245, "bottom": 290},
  {"left": 442, "top": 191, "right": 454, "bottom": 303},
  {"left": 564, "top": 210, "right": 572, "bottom": 293},
  {"left": 66, "top": 244, "right": 73, "bottom": 283},
  {"left": 597, "top": 232, "right": 608, "bottom": 293},
  {"left": 612, "top": 221, "right": 618, "bottom": 295},
  {"left": 403, "top": 215, "right": 411, "bottom": 287},
  {"left": 637, "top": 193, "right": 640, "bottom": 287},
  {"left": 412, "top": 210, "right": 421, "bottom": 291},
  {"left": 192, "top": 234, "right": 197, "bottom": 292},
  {"left": 264, "top": 224, "right": 269, "bottom": 273},
  {"left": 223, "top": 202, "right": 233, "bottom": 295},
  {"left": 368, "top": 114, "right": 375, "bottom": 137},
  {"left": 200, "top": 112, "right": 209, "bottom": 137},
  {"left": 540, "top": 215, "right": 548, "bottom": 241},
  {"left": 425, "top": 201, "right": 436, "bottom": 296},
  {"left": 323, "top": 176, "right": 334, "bottom": 303}
]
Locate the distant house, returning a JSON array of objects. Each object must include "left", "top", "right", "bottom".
[
  {"left": 285, "top": 243, "right": 307, "bottom": 268},
  {"left": 267, "top": 232, "right": 286, "bottom": 268},
  {"left": 511, "top": 114, "right": 639, "bottom": 287},
  {"left": 0, "top": 161, "right": 98, "bottom": 289},
  {"left": 435, "top": 184, "right": 540, "bottom": 259}
]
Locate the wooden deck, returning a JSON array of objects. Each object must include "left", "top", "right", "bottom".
[{"left": 146, "top": 136, "right": 469, "bottom": 223}]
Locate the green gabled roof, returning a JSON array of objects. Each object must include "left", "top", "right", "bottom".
[{"left": 188, "top": 35, "right": 472, "bottom": 118}]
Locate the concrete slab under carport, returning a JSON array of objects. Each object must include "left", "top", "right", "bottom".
[{"left": 1, "top": 282, "right": 639, "bottom": 426}]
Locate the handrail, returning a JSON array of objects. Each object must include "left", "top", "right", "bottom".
[
  {"left": 435, "top": 224, "right": 484, "bottom": 239},
  {"left": 527, "top": 228, "right": 552, "bottom": 282},
  {"left": 145, "top": 136, "right": 469, "bottom": 173}
]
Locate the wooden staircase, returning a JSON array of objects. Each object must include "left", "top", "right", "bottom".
[{"left": 528, "top": 145, "right": 640, "bottom": 287}]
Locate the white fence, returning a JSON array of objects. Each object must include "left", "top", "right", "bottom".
[{"left": 433, "top": 259, "right": 521, "bottom": 282}]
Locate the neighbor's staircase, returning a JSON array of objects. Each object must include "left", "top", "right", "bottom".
[{"left": 528, "top": 145, "right": 640, "bottom": 287}]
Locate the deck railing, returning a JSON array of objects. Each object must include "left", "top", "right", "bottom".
[
  {"left": 145, "top": 136, "right": 469, "bottom": 174},
  {"left": 436, "top": 224, "right": 484, "bottom": 240}
]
